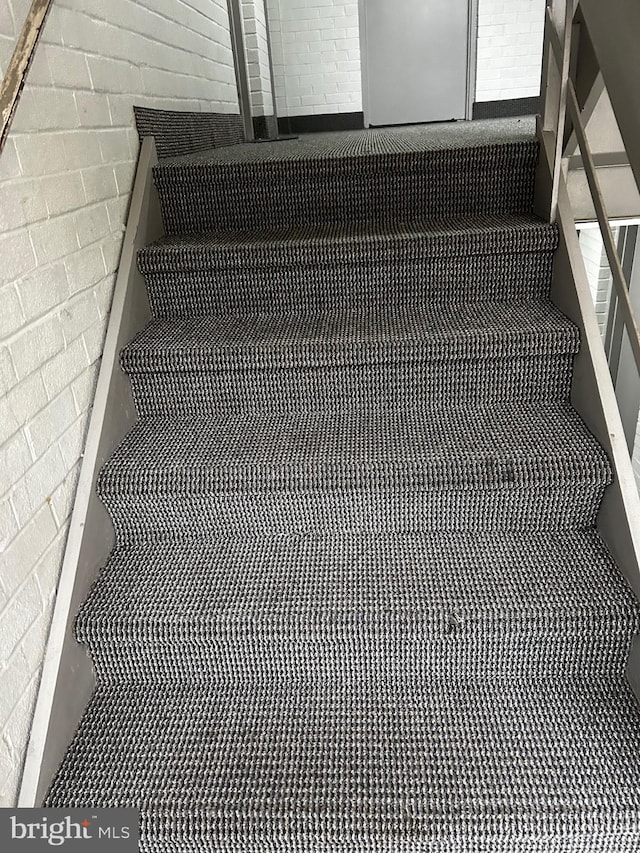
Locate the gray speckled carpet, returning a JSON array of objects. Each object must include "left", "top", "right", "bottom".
[{"left": 45, "top": 120, "right": 640, "bottom": 851}]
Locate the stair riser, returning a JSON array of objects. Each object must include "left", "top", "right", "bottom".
[
  {"left": 84, "top": 631, "right": 633, "bottom": 684},
  {"left": 138, "top": 833, "right": 640, "bottom": 853},
  {"left": 45, "top": 674, "right": 640, "bottom": 849},
  {"left": 155, "top": 143, "right": 537, "bottom": 234},
  {"left": 45, "top": 122, "right": 640, "bottom": 849},
  {"left": 127, "top": 356, "right": 575, "bottom": 418},
  {"left": 99, "top": 485, "right": 606, "bottom": 543},
  {"left": 141, "top": 252, "right": 554, "bottom": 319}
]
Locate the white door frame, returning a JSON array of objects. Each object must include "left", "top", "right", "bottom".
[{"left": 358, "top": 0, "right": 479, "bottom": 127}]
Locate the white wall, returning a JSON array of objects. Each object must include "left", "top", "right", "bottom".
[
  {"left": 242, "top": 0, "right": 274, "bottom": 116},
  {"left": 475, "top": 0, "right": 546, "bottom": 102},
  {"left": 265, "top": 0, "right": 545, "bottom": 118},
  {"left": 633, "top": 412, "right": 640, "bottom": 494},
  {"left": 578, "top": 225, "right": 640, "bottom": 498},
  {"left": 266, "top": 0, "right": 361, "bottom": 117},
  {"left": 579, "top": 226, "right": 614, "bottom": 338},
  {"left": 0, "top": 0, "right": 237, "bottom": 806}
]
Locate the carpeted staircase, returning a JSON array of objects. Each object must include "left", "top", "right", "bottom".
[{"left": 45, "top": 122, "right": 640, "bottom": 851}]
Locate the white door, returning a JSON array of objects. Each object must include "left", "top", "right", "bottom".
[{"left": 360, "top": 0, "right": 472, "bottom": 127}]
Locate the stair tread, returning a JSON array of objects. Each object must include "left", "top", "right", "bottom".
[
  {"left": 139, "top": 213, "right": 556, "bottom": 271},
  {"left": 76, "top": 530, "right": 639, "bottom": 641},
  {"left": 48, "top": 121, "right": 640, "bottom": 849},
  {"left": 45, "top": 677, "right": 640, "bottom": 840},
  {"left": 156, "top": 122, "right": 536, "bottom": 168},
  {"left": 121, "top": 301, "right": 578, "bottom": 373},
  {"left": 98, "top": 402, "right": 610, "bottom": 493}
]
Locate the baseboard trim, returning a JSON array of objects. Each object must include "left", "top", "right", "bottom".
[
  {"left": 473, "top": 97, "right": 540, "bottom": 119},
  {"left": 278, "top": 112, "right": 364, "bottom": 135},
  {"left": 278, "top": 105, "right": 538, "bottom": 132},
  {"left": 133, "top": 107, "right": 244, "bottom": 158},
  {"left": 252, "top": 114, "right": 279, "bottom": 140}
]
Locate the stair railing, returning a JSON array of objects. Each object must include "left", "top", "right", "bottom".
[
  {"left": 538, "top": 0, "right": 640, "bottom": 375},
  {"left": 0, "top": 0, "right": 54, "bottom": 155},
  {"left": 537, "top": 0, "right": 640, "bottom": 688}
]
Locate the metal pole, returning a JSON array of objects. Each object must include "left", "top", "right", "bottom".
[
  {"left": 226, "top": 0, "right": 254, "bottom": 141},
  {"left": 262, "top": 0, "right": 281, "bottom": 137}
]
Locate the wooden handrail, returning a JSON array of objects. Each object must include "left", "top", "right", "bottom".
[{"left": 0, "top": 0, "right": 54, "bottom": 155}]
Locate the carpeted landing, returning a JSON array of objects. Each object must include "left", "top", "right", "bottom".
[{"left": 45, "top": 121, "right": 640, "bottom": 851}]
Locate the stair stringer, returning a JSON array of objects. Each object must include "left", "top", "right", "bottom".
[
  {"left": 536, "top": 120, "right": 640, "bottom": 691},
  {"left": 17, "top": 137, "right": 162, "bottom": 808}
]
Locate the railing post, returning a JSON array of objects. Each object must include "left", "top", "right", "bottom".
[
  {"left": 226, "top": 0, "right": 254, "bottom": 141},
  {"left": 539, "top": 0, "right": 574, "bottom": 223},
  {"left": 566, "top": 79, "right": 640, "bottom": 375},
  {"left": 540, "top": 1, "right": 559, "bottom": 136}
]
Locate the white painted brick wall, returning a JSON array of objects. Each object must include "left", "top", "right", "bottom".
[
  {"left": 632, "top": 409, "right": 640, "bottom": 495},
  {"left": 579, "top": 226, "right": 615, "bottom": 338},
  {"left": 266, "top": 0, "right": 361, "bottom": 117},
  {"left": 265, "top": 0, "right": 545, "bottom": 117},
  {"left": 579, "top": 226, "right": 640, "bottom": 498},
  {"left": 0, "top": 0, "right": 237, "bottom": 806},
  {"left": 242, "top": 0, "right": 274, "bottom": 116},
  {"left": 476, "top": 0, "right": 546, "bottom": 102}
]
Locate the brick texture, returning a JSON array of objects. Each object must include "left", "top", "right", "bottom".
[
  {"left": 266, "top": 0, "right": 362, "bottom": 117},
  {"left": 633, "top": 410, "right": 640, "bottom": 495},
  {"left": 266, "top": 0, "right": 545, "bottom": 119},
  {"left": 579, "top": 226, "right": 640, "bottom": 497},
  {"left": 242, "top": 0, "right": 274, "bottom": 117},
  {"left": 579, "top": 226, "right": 616, "bottom": 339},
  {"left": 476, "top": 0, "right": 546, "bottom": 102},
  {"left": 0, "top": 0, "right": 237, "bottom": 806}
]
